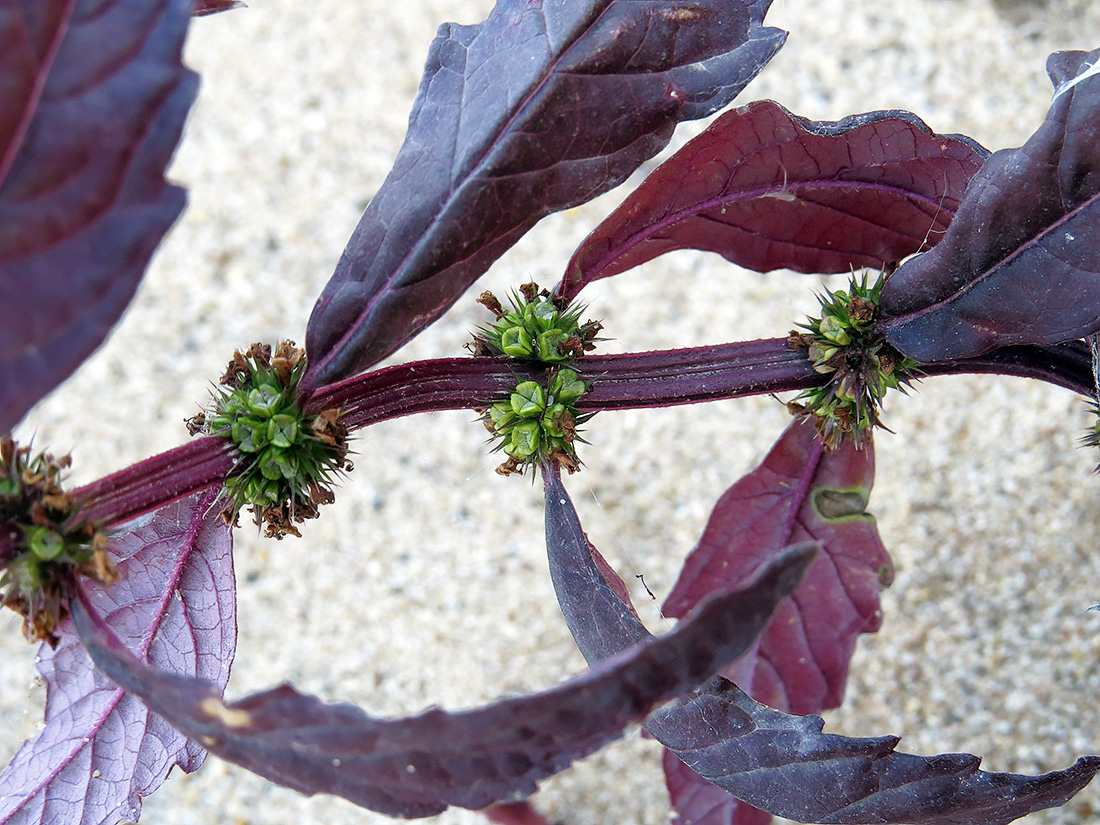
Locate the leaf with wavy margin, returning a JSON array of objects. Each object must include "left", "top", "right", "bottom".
[
  {"left": 301, "top": 0, "right": 786, "bottom": 394},
  {"left": 558, "top": 100, "right": 986, "bottom": 300},
  {"left": 879, "top": 48, "right": 1100, "bottom": 363},
  {"left": 0, "top": 489, "right": 235, "bottom": 825},
  {"left": 658, "top": 419, "right": 890, "bottom": 825},
  {"left": 542, "top": 464, "right": 1100, "bottom": 825},
  {"left": 663, "top": 420, "right": 890, "bottom": 715},
  {"left": 0, "top": 0, "right": 198, "bottom": 433},
  {"left": 71, "top": 502, "right": 810, "bottom": 819}
]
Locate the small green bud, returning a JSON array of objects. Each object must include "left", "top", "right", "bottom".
[
  {"left": 532, "top": 300, "right": 558, "bottom": 329},
  {"left": 247, "top": 385, "right": 282, "bottom": 415},
  {"left": 198, "top": 341, "right": 350, "bottom": 538},
  {"left": 551, "top": 368, "right": 586, "bottom": 402},
  {"left": 23, "top": 526, "right": 64, "bottom": 561},
  {"left": 542, "top": 403, "right": 568, "bottom": 437},
  {"left": 808, "top": 344, "right": 838, "bottom": 372},
  {"left": 537, "top": 329, "right": 568, "bottom": 362},
  {"left": 470, "top": 282, "right": 599, "bottom": 364},
  {"left": 789, "top": 271, "right": 917, "bottom": 449},
  {"left": 233, "top": 418, "right": 269, "bottom": 453},
  {"left": 489, "top": 402, "right": 516, "bottom": 428},
  {"left": 507, "top": 421, "right": 542, "bottom": 458},
  {"left": 500, "top": 325, "right": 534, "bottom": 357},
  {"left": 267, "top": 414, "right": 299, "bottom": 449},
  {"left": 511, "top": 382, "right": 546, "bottom": 417},
  {"left": 819, "top": 315, "right": 851, "bottom": 345}
]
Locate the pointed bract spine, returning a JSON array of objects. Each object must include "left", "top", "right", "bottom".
[{"left": 787, "top": 272, "right": 918, "bottom": 449}]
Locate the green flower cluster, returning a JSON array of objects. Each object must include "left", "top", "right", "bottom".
[
  {"left": 194, "top": 342, "right": 348, "bottom": 538},
  {"left": 0, "top": 436, "right": 113, "bottom": 645},
  {"left": 787, "top": 273, "right": 917, "bottom": 449},
  {"left": 474, "top": 282, "right": 600, "bottom": 362},
  {"left": 484, "top": 368, "right": 588, "bottom": 475}
]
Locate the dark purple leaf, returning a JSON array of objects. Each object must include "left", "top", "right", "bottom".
[
  {"left": 73, "top": 479, "right": 810, "bottom": 819},
  {"left": 658, "top": 419, "right": 890, "bottom": 825},
  {"left": 0, "top": 489, "right": 235, "bottom": 825},
  {"left": 663, "top": 419, "right": 890, "bottom": 715},
  {"left": 879, "top": 48, "right": 1100, "bottom": 363},
  {"left": 558, "top": 100, "right": 986, "bottom": 300},
  {"left": 0, "top": 0, "right": 198, "bottom": 434},
  {"left": 301, "top": 0, "right": 787, "bottom": 394},
  {"left": 192, "top": 0, "right": 243, "bottom": 14},
  {"left": 543, "top": 462, "right": 1100, "bottom": 824},
  {"left": 543, "top": 463, "right": 815, "bottom": 665}
]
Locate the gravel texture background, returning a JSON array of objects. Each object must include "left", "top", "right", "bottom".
[{"left": 5, "top": 1, "right": 1100, "bottom": 823}]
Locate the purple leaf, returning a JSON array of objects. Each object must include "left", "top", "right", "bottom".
[
  {"left": 543, "top": 461, "right": 1100, "bottom": 824},
  {"left": 192, "top": 0, "right": 243, "bottom": 14},
  {"left": 663, "top": 419, "right": 890, "bottom": 715},
  {"left": 72, "top": 475, "right": 810, "bottom": 819},
  {"left": 879, "top": 48, "right": 1100, "bottom": 363},
  {"left": 658, "top": 419, "right": 890, "bottom": 825},
  {"left": 301, "top": 0, "right": 786, "bottom": 394},
  {"left": 482, "top": 800, "right": 554, "bottom": 825},
  {"left": 558, "top": 100, "right": 986, "bottom": 300},
  {"left": 0, "top": 489, "right": 235, "bottom": 825},
  {"left": 662, "top": 751, "right": 770, "bottom": 825},
  {"left": 0, "top": 0, "right": 198, "bottom": 434}
]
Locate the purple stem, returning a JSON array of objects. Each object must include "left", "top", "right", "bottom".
[
  {"left": 72, "top": 438, "right": 236, "bottom": 529},
  {"left": 920, "top": 341, "right": 1094, "bottom": 397},
  {"left": 576, "top": 338, "right": 821, "bottom": 409},
  {"left": 69, "top": 340, "right": 1093, "bottom": 529}
]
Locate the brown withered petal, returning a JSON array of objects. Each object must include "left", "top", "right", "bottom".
[{"left": 476, "top": 291, "right": 505, "bottom": 319}]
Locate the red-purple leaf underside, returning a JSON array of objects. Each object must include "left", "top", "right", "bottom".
[
  {"left": 0, "top": 489, "right": 235, "bottom": 825},
  {"left": 542, "top": 466, "right": 1100, "bottom": 825},
  {"left": 72, "top": 504, "right": 810, "bottom": 820},
  {"left": 0, "top": 0, "right": 197, "bottom": 434},
  {"left": 301, "top": 0, "right": 787, "bottom": 393},
  {"left": 558, "top": 100, "right": 987, "bottom": 300},
  {"left": 880, "top": 47, "right": 1100, "bottom": 363},
  {"left": 662, "top": 751, "right": 770, "bottom": 825},
  {"left": 658, "top": 419, "right": 890, "bottom": 825},
  {"left": 482, "top": 800, "right": 554, "bottom": 825},
  {"left": 663, "top": 419, "right": 889, "bottom": 715}
]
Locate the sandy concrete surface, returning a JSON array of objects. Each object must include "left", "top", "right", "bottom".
[{"left": 5, "top": 0, "right": 1100, "bottom": 823}]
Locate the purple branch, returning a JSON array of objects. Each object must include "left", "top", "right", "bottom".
[
  {"left": 68, "top": 340, "right": 1093, "bottom": 530},
  {"left": 72, "top": 438, "right": 236, "bottom": 529},
  {"left": 577, "top": 338, "right": 822, "bottom": 408}
]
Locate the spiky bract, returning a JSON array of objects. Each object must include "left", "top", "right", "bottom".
[
  {"left": 0, "top": 436, "right": 114, "bottom": 644},
  {"left": 472, "top": 282, "right": 601, "bottom": 362},
  {"left": 787, "top": 273, "right": 918, "bottom": 449},
  {"left": 483, "top": 368, "right": 590, "bottom": 476},
  {"left": 192, "top": 342, "right": 349, "bottom": 538}
]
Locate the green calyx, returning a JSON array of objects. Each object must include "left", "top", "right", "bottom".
[
  {"left": 190, "top": 341, "right": 349, "bottom": 538},
  {"left": 482, "top": 367, "right": 590, "bottom": 476},
  {"left": 0, "top": 436, "right": 114, "bottom": 645},
  {"left": 786, "top": 273, "right": 918, "bottom": 449},
  {"left": 471, "top": 282, "right": 602, "bottom": 363}
]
